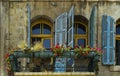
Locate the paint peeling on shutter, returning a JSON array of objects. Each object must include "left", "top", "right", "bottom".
[
  {"left": 89, "top": 5, "right": 97, "bottom": 47},
  {"left": 102, "top": 15, "right": 115, "bottom": 65},
  {"left": 67, "top": 5, "right": 75, "bottom": 72},
  {"left": 54, "top": 13, "right": 67, "bottom": 72},
  {"left": 55, "top": 13, "right": 67, "bottom": 46},
  {"left": 68, "top": 5, "right": 74, "bottom": 48}
]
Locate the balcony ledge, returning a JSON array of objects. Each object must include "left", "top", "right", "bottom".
[{"left": 14, "top": 72, "right": 95, "bottom": 76}]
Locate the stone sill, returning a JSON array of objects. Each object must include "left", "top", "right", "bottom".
[
  {"left": 14, "top": 72, "right": 95, "bottom": 76},
  {"left": 110, "top": 66, "right": 120, "bottom": 72}
]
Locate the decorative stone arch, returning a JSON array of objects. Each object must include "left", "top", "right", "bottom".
[{"left": 31, "top": 15, "right": 54, "bottom": 25}]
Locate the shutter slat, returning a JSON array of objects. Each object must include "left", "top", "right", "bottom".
[
  {"left": 55, "top": 13, "right": 67, "bottom": 46},
  {"left": 68, "top": 6, "right": 74, "bottom": 48},
  {"left": 89, "top": 5, "right": 97, "bottom": 47},
  {"left": 54, "top": 13, "right": 67, "bottom": 72},
  {"left": 102, "top": 15, "right": 115, "bottom": 65}
]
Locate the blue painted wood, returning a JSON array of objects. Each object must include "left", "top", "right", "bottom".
[
  {"left": 27, "top": 3, "right": 31, "bottom": 48},
  {"left": 102, "top": 15, "right": 115, "bottom": 65},
  {"left": 67, "top": 5, "right": 74, "bottom": 72},
  {"left": 89, "top": 5, "right": 97, "bottom": 47},
  {"left": 54, "top": 12, "right": 67, "bottom": 72},
  {"left": 68, "top": 6, "right": 74, "bottom": 47},
  {"left": 55, "top": 13, "right": 67, "bottom": 46}
]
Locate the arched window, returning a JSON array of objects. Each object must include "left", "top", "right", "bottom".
[
  {"left": 116, "top": 19, "right": 120, "bottom": 65},
  {"left": 31, "top": 17, "right": 53, "bottom": 49},
  {"left": 74, "top": 15, "right": 88, "bottom": 47}
]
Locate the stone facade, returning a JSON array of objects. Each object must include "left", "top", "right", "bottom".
[{"left": 0, "top": 0, "right": 120, "bottom": 76}]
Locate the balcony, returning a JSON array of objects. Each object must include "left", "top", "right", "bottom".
[{"left": 8, "top": 50, "right": 100, "bottom": 76}]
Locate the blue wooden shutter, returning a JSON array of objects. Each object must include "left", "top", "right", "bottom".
[
  {"left": 68, "top": 6, "right": 74, "bottom": 47},
  {"left": 102, "top": 15, "right": 115, "bottom": 65},
  {"left": 27, "top": 3, "right": 31, "bottom": 48},
  {"left": 89, "top": 5, "right": 97, "bottom": 47},
  {"left": 54, "top": 13, "right": 67, "bottom": 72},
  {"left": 55, "top": 13, "right": 67, "bottom": 46},
  {"left": 67, "top": 5, "right": 74, "bottom": 72}
]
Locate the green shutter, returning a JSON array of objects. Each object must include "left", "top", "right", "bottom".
[{"left": 102, "top": 15, "right": 115, "bottom": 65}]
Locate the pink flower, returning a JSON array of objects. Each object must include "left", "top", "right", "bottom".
[{"left": 96, "top": 48, "right": 101, "bottom": 51}]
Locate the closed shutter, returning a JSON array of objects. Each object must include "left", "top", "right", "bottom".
[
  {"left": 67, "top": 6, "right": 74, "bottom": 47},
  {"left": 102, "top": 15, "right": 115, "bottom": 65},
  {"left": 54, "top": 13, "right": 67, "bottom": 72},
  {"left": 89, "top": 5, "right": 97, "bottom": 47},
  {"left": 27, "top": 3, "right": 31, "bottom": 48}
]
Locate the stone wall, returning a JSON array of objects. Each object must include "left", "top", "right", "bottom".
[{"left": 0, "top": 0, "right": 120, "bottom": 76}]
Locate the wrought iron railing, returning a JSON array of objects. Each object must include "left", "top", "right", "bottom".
[{"left": 9, "top": 50, "right": 100, "bottom": 73}]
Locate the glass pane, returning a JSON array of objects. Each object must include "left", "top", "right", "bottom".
[
  {"left": 116, "top": 25, "right": 120, "bottom": 35},
  {"left": 78, "top": 39, "right": 86, "bottom": 47},
  {"left": 43, "top": 39, "right": 51, "bottom": 48},
  {"left": 116, "top": 40, "right": 120, "bottom": 65},
  {"left": 74, "top": 25, "right": 77, "bottom": 34},
  {"left": 32, "top": 24, "right": 40, "bottom": 34},
  {"left": 32, "top": 38, "right": 41, "bottom": 45},
  {"left": 78, "top": 24, "right": 86, "bottom": 34},
  {"left": 43, "top": 24, "right": 51, "bottom": 34}
]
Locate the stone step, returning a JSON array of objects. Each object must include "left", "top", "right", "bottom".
[{"left": 14, "top": 72, "right": 95, "bottom": 76}]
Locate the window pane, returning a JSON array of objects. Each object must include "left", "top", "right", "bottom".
[
  {"left": 43, "top": 39, "right": 51, "bottom": 48},
  {"left": 32, "top": 38, "right": 41, "bottom": 45},
  {"left": 116, "top": 40, "right": 120, "bottom": 65},
  {"left": 43, "top": 24, "right": 51, "bottom": 34},
  {"left": 32, "top": 24, "right": 40, "bottom": 34},
  {"left": 116, "top": 25, "right": 120, "bottom": 35},
  {"left": 78, "top": 25, "right": 86, "bottom": 34},
  {"left": 74, "top": 24, "right": 77, "bottom": 34},
  {"left": 78, "top": 39, "right": 86, "bottom": 47}
]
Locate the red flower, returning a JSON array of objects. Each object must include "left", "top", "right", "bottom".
[
  {"left": 74, "top": 45, "right": 79, "bottom": 48},
  {"left": 5, "top": 53, "right": 10, "bottom": 59},
  {"left": 55, "top": 43, "right": 60, "bottom": 48},
  {"left": 50, "top": 48, "right": 53, "bottom": 51}
]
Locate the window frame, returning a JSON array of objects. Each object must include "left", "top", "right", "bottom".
[
  {"left": 31, "top": 19, "right": 53, "bottom": 48},
  {"left": 74, "top": 21, "right": 88, "bottom": 46}
]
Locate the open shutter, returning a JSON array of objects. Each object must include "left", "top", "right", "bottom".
[
  {"left": 89, "top": 5, "right": 97, "bottom": 47},
  {"left": 67, "top": 6, "right": 74, "bottom": 47},
  {"left": 67, "top": 5, "right": 74, "bottom": 72},
  {"left": 55, "top": 13, "right": 67, "bottom": 46},
  {"left": 102, "top": 15, "right": 115, "bottom": 65},
  {"left": 27, "top": 3, "right": 31, "bottom": 48},
  {"left": 54, "top": 13, "right": 67, "bottom": 72}
]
